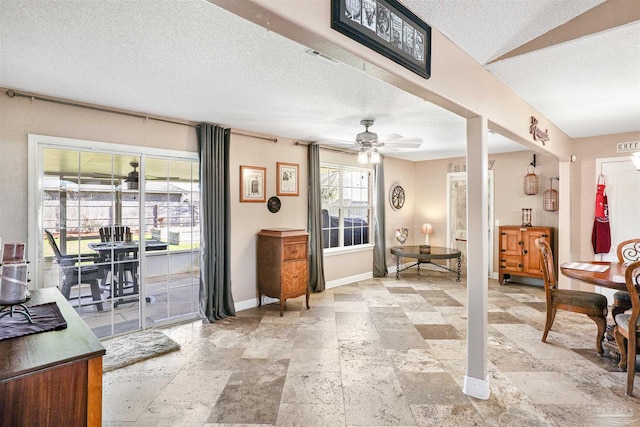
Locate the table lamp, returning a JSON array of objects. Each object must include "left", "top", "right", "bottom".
[{"left": 421, "top": 223, "right": 433, "bottom": 245}]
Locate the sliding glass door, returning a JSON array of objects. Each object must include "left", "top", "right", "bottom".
[
  {"left": 34, "top": 136, "right": 199, "bottom": 338},
  {"left": 144, "top": 157, "right": 200, "bottom": 324}
]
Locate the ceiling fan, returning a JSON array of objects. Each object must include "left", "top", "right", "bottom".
[
  {"left": 124, "top": 161, "right": 182, "bottom": 186},
  {"left": 319, "top": 119, "right": 422, "bottom": 160},
  {"left": 125, "top": 161, "right": 140, "bottom": 190}
]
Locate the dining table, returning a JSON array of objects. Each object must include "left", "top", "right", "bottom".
[
  {"left": 560, "top": 261, "right": 628, "bottom": 291},
  {"left": 560, "top": 260, "right": 631, "bottom": 357},
  {"left": 88, "top": 239, "right": 167, "bottom": 306}
]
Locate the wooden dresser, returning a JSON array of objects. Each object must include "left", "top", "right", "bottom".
[
  {"left": 499, "top": 225, "right": 553, "bottom": 285},
  {"left": 257, "top": 228, "right": 310, "bottom": 316},
  {"left": 0, "top": 288, "right": 105, "bottom": 427}
]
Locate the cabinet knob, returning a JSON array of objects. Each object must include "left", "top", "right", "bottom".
[
  {"left": 518, "top": 241, "right": 524, "bottom": 246},
  {"left": 522, "top": 249, "right": 528, "bottom": 255},
  {"left": 518, "top": 263, "right": 523, "bottom": 269}
]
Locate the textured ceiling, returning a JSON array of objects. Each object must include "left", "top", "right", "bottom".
[
  {"left": 403, "top": 0, "right": 604, "bottom": 65},
  {"left": 0, "top": 0, "right": 638, "bottom": 161}
]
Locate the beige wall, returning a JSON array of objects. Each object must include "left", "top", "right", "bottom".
[
  {"left": 2, "top": 90, "right": 638, "bottom": 305},
  {"left": 383, "top": 156, "right": 417, "bottom": 266},
  {"left": 0, "top": 91, "right": 197, "bottom": 243},
  {"left": 230, "top": 135, "right": 308, "bottom": 302},
  {"left": 0, "top": 93, "right": 310, "bottom": 305},
  {"left": 415, "top": 150, "right": 560, "bottom": 275},
  {"left": 571, "top": 131, "right": 640, "bottom": 262},
  {"left": 316, "top": 150, "right": 419, "bottom": 282}
]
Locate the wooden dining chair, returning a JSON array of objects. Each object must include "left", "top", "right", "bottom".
[
  {"left": 613, "top": 260, "right": 640, "bottom": 396},
  {"left": 535, "top": 238, "right": 608, "bottom": 355},
  {"left": 99, "top": 226, "right": 130, "bottom": 243},
  {"left": 97, "top": 226, "right": 138, "bottom": 294},
  {"left": 44, "top": 230, "right": 104, "bottom": 311},
  {"left": 612, "top": 239, "right": 640, "bottom": 320}
]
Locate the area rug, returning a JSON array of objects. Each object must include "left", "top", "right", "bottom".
[{"left": 102, "top": 329, "right": 180, "bottom": 372}]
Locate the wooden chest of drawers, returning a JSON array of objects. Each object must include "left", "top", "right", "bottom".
[
  {"left": 499, "top": 225, "right": 553, "bottom": 285},
  {"left": 257, "top": 228, "right": 309, "bottom": 316}
]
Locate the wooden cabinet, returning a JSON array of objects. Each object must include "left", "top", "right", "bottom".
[
  {"left": 257, "top": 229, "right": 310, "bottom": 316},
  {"left": 0, "top": 288, "right": 105, "bottom": 427},
  {"left": 499, "top": 225, "right": 553, "bottom": 285}
]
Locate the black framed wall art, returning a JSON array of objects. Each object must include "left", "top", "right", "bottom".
[{"left": 331, "top": 0, "right": 431, "bottom": 79}]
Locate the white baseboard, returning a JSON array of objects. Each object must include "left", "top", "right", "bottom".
[
  {"left": 234, "top": 295, "right": 279, "bottom": 312},
  {"left": 326, "top": 271, "right": 373, "bottom": 288},
  {"left": 235, "top": 272, "right": 378, "bottom": 312},
  {"left": 463, "top": 375, "right": 490, "bottom": 400}
]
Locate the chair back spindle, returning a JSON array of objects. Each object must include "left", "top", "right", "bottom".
[
  {"left": 617, "top": 239, "right": 640, "bottom": 264},
  {"left": 99, "top": 226, "right": 130, "bottom": 243}
]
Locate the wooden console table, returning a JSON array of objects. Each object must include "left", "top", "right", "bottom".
[{"left": 0, "top": 288, "right": 105, "bottom": 426}]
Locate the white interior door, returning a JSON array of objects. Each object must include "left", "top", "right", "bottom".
[
  {"left": 594, "top": 157, "right": 640, "bottom": 302},
  {"left": 446, "top": 171, "right": 494, "bottom": 276}
]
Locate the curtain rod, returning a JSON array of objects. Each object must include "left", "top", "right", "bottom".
[
  {"left": 231, "top": 130, "right": 278, "bottom": 143},
  {"left": 5, "top": 88, "right": 197, "bottom": 128},
  {"left": 295, "top": 141, "right": 355, "bottom": 156},
  {"left": 5, "top": 88, "right": 278, "bottom": 143}
]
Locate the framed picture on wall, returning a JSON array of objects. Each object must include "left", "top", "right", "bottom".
[
  {"left": 276, "top": 162, "right": 299, "bottom": 196},
  {"left": 240, "top": 165, "right": 266, "bottom": 202},
  {"left": 330, "top": 0, "right": 431, "bottom": 79}
]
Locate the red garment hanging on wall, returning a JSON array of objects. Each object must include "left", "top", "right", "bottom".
[{"left": 591, "top": 179, "right": 611, "bottom": 254}]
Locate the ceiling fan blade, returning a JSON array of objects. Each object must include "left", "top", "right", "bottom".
[
  {"left": 146, "top": 175, "right": 182, "bottom": 180},
  {"left": 379, "top": 133, "right": 403, "bottom": 141},
  {"left": 386, "top": 142, "right": 422, "bottom": 149},
  {"left": 382, "top": 138, "right": 422, "bottom": 148},
  {"left": 73, "top": 172, "right": 128, "bottom": 180},
  {"left": 317, "top": 138, "right": 355, "bottom": 146}
]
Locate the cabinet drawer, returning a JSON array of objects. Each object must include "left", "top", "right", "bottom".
[
  {"left": 500, "top": 255, "right": 523, "bottom": 271},
  {"left": 283, "top": 242, "right": 306, "bottom": 261}
]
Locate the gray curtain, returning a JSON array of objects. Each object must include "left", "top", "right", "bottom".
[
  {"left": 372, "top": 161, "right": 388, "bottom": 277},
  {"left": 308, "top": 144, "right": 326, "bottom": 292},
  {"left": 198, "top": 123, "right": 236, "bottom": 321}
]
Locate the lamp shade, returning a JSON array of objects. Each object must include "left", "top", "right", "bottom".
[{"left": 421, "top": 223, "right": 433, "bottom": 234}]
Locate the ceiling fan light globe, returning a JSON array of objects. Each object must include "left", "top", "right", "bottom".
[
  {"left": 357, "top": 150, "right": 368, "bottom": 164},
  {"left": 370, "top": 150, "right": 381, "bottom": 163}
]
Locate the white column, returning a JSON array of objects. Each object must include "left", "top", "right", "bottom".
[
  {"left": 463, "top": 116, "right": 490, "bottom": 400},
  {"left": 557, "top": 160, "right": 572, "bottom": 289}
]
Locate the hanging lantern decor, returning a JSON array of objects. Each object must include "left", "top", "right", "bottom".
[
  {"left": 543, "top": 177, "right": 559, "bottom": 212},
  {"left": 523, "top": 164, "right": 539, "bottom": 195}
]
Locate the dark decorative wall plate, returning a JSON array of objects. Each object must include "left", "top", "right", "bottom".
[{"left": 267, "top": 196, "right": 281, "bottom": 213}]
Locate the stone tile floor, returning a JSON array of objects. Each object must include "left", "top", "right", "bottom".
[{"left": 103, "top": 270, "right": 640, "bottom": 426}]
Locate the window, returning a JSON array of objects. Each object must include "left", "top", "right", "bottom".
[{"left": 320, "top": 164, "right": 371, "bottom": 249}]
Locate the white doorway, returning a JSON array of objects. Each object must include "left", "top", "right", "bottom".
[
  {"left": 593, "top": 157, "right": 640, "bottom": 302},
  {"left": 446, "top": 171, "right": 494, "bottom": 276}
]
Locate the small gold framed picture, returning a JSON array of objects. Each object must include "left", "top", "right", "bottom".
[{"left": 276, "top": 162, "right": 299, "bottom": 196}]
